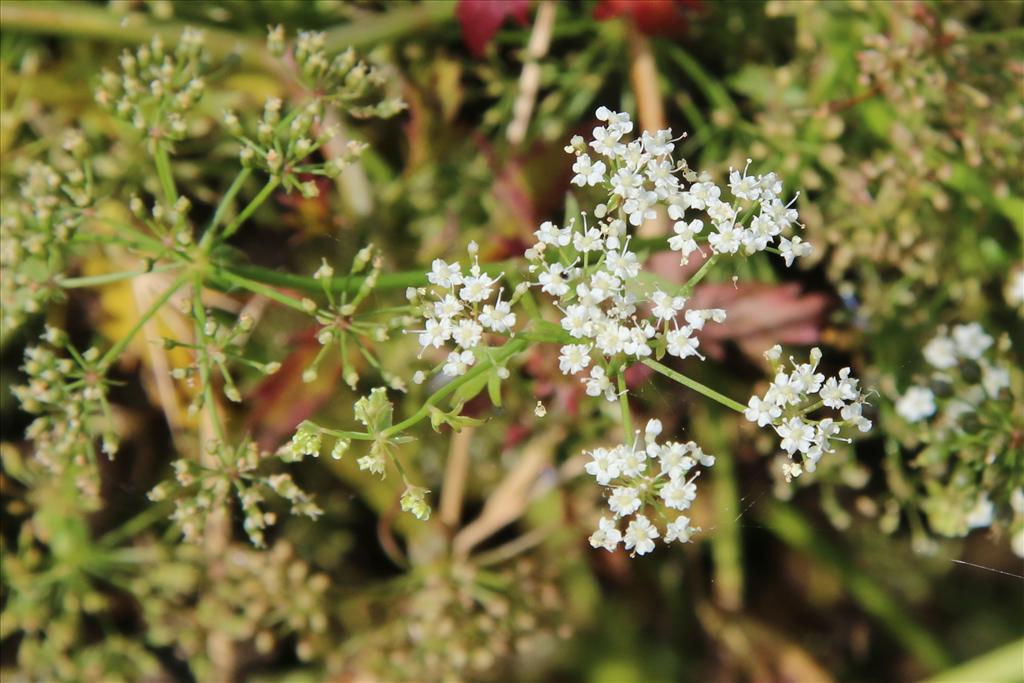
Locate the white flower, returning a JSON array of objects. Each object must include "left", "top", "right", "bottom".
[
  {"left": 744, "top": 395, "right": 781, "bottom": 427},
  {"left": 608, "top": 486, "right": 642, "bottom": 517},
  {"left": 590, "top": 125, "right": 624, "bottom": 157},
  {"left": 623, "top": 515, "right": 659, "bottom": 555},
  {"left": 604, "top": 249, "right": 640, "bottom": 279},
  {"left": 776, "top": 416, "right": 813, "bottom": 455},
  {"left": 951, "top": 322, "right": 993, "bottom": 360},
  {"left": 534, "top": 220, "right": 571, "bottom": 247},
  {"left": 708, "top": 224, "right": 741, "bottom": 254},
  {"left": 573, "top": 227, "right": 604, "bottom": 253},
  {"left": 559, "top": 344, "right": 592, "bottom": 375},
  {"left": 896, "top": 386, "right": 936, "bottom": 423},
  {"left": 427, "top": 259, "right": 463, "bottom": 288},
  {"left": 584, "top": 365, "right": 614, "bottom": 400},
  {"left": 459, "top": 273, "right": 497, "bottom": 303},
  {"left": 617, "top": 445, "right": 647, "bottom": 478},
  {"left": 623, "top": 190, "right": 659, "bottom": 226},
  {"left": 418, "top": 318, "right": 450, "bottom": 349},
  {"left": 561, "top": 303, "right": 592, "bottom": 337},
  {"left": 840, "top": 401, "right": 872, "bottom": 432},
  {"left": 660, "top": 478, "right": 697, "bottom": 510},
  {"left": 589, "top": 516, "right": 622, "bottom": 552},
  {"left": 584, "top": 447, "right": 621, "bottom": 485},
  {"left": 981, "top": 361, "right": 1010, "bottom": 398},
  {"left": 451, "top": 318, "right": 483, "bottom": 349},
  {"left": 571, "top": 154, "right": 607, "bottom": 186},
  {"left": 778, "top": 235, "right": 812, "bottom": 267},
  {"left": 442, "top": 350, "right": 475, "bottom": 377},
  {"left": 433, "top": 294, "right": 463, "bottom": 320},
  {"left": 650, "top": 290, "right": 685, "bottom": 321},
  {"left": 729, "top": 162, "right": 761, "bottom": 201},
  {"left": 595, "top": 106, "right": 633, "bottom": 133},
  {"left": 686, "top": 182, "right": 720, "bottom": 210},
  {"left": 664, "top": 515, "right": 694, "bottom": 543},
  {"left": 642, "top": 129, "right": 674, "bottom": 156},
  {"left": 666, "top": 326, "right": 702, "bottom": 360},
  {"left": 538, "top": 263, "right": 571, "bottom": 297},
  {"left": 923, "top": 334, "right": 958, "bottom": 369},
  {"left": 668, "top": 219, "right": 704, "bottom": 262},
  {"left": 479, "top": 299, "right": 516, "bottom": 332}
]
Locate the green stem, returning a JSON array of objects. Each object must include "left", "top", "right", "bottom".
[
  {"left": 221, "top": 176, "right": 280, "bottom": 239},
  {"left": 217, "top": 268, "right": 309, "bottom": 312},
  {"left": 219, "top": 260, "right": 513, "bottom": 297},
  {"left": 154, "top": 144, "right": 177, "bottom": 206},
  {"left": 617, "top": 370, "right": 632, "bottom": 434},
  {"left": 98, "top": 271, "right": 189, "bottom": 371},
  {"left": 200, "top": 167, "right": 252, "bottom": 251},
  {"left": 682, "top": 253, "right": 719, "bottom": 295},
  {"left": 382, "top": 338, "right": 529, "bottom": 438},
  {"left": 192, "top": 279, "right": 227, "bottom": 446},
  {"left": 58, "top": 265, "right": 178, "bottom": 288},
  {"left": 99, "top": 501, "right": 173, "bottom": 547},
  {"left": 642, "top": 357, "right": 746, "bottom": 414}
]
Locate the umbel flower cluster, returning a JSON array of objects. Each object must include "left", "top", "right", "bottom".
[
  {"left": 745, "top": 346, "right": 872, "bottom": 481},
  {"left": 395, "top": 107, "right": 862, "bottom": 550},
  {"left": 412, "top": 240, "right": 522, "bottom": 379},
  {"left": 586, "top": 419, "right": 715, "bottom": 556},
  {"left": 896, "top": 322, "right": 1008, "bottom": 424},
  {"left": 893, "top": 322, "right": 1020, "bottom": 553}
]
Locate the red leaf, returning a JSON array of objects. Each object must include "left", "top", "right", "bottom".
[
  {"left": 689, "top": 283, "right": 832, "bottom": 361},
  {"left": 593, "top": 0, "right": 701, "bottom": 37},
  {"left": 457, "top": 0, "right": 531, "bottom": 57}
]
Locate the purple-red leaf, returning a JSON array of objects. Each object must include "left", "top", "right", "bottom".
[{"left": 457, "top": 0, "right": 531, "bottom": 57}]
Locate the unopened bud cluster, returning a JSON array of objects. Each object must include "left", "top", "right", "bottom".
[
  {"left": 1, "top": 151, "right": 94, "bottom": 337},
  {"left": 149, "top": 438, "right": 322, "bottom": 548},
  {"left": 95, "top": 29, "right": 207, "bottom": 145}
]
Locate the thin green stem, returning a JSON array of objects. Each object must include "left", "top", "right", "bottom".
[
  {"left": 682, "top": 253, "right": 719, "bottom": 295},
  {"left": 617, "top": 370, "right": 632, "bottom": 434},
  {"left": 154, "top": 144, "right": 177, "bottom": 206},
  {"left": 58, "top": 265, "right": 178, "bottom": 289},
  {"left": 221, "top": 176, "right": 280, "bottom": 239},
  {"left": 192, "top": 279, "right": 227, "bottom": 446},
  {"left": 98, "top": 271, "right": 189, "bottom": 371},
  {"left": 99, "top": 501, "right": 173, "bottom": 547},
  {"left": 382, "top": 338, "right": 529, "bottom": 438},
  {"left": 642, "top": 357, "right": 747, "bottom": 414},
  {"left": 218, "top": 268, "right": 309, "bottom": 312},
  {"left": 218, "top": 260, "right": 512, "bottom": 297},
  {"left": 200, "top": 167, "right": 252, "bottom": 251}
]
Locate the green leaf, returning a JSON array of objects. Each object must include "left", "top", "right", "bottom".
[
  {"left": 354, "top": 387, "right": 393, "bottom": 434},
  {"left": 487, "top": 372, "right": 503, "bottom": 408},
  {"left": 450, "top": 370, "right": 490, "bottom": 407},
  {"left": 429, "top": 406, "right": 486, "bottom": 432}
]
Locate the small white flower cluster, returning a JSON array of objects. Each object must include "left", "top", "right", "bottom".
[
  {"left": 531, "top": 215, "right": 727, "bottom": 400},
  {"left": 586, "top": 419, "right": 715, "bottom": 556},
  {"left": 565, "top": 106, "right": 809, "bottom": 266},
  {"left": 745, "top": 346, "right": 871, "bottom": 481},
  {"left": 409, "top": 241, "right": 519, "bottom": 378},
  {"left": 897, "top": 322, "right": 1008, "bottom": 423}
]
